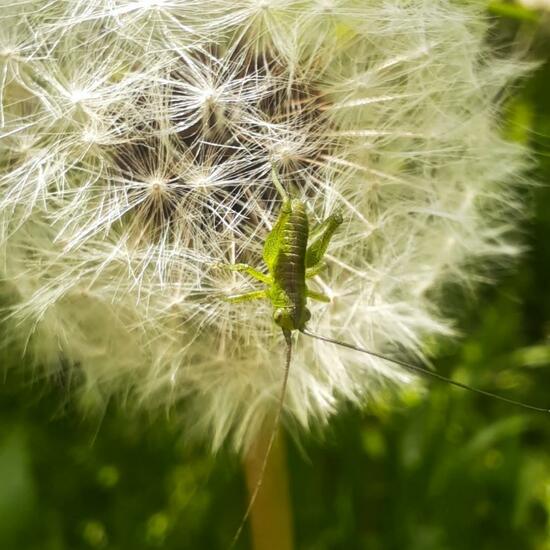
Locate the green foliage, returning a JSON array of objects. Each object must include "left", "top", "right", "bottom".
[{"left": 1, "top": 8, "right": 550, "bottom": 550}]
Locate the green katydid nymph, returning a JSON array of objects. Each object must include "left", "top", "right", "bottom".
[
  {"left": 220, "top": 167, "right": 343, "bottom": 334},
  {"left": 219, "top": 166, "right": 549, "bottom": 549}
]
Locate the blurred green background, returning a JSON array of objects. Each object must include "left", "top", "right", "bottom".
[{"left": 1, "top": 5, "right": 550, "bottom": 550}]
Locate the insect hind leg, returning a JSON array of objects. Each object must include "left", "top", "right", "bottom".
[
  {"left": 271, "top": 165, "right": 290, "bottom": 203},
  {"left": 306, "top": 211, "right": 343, "bottom": 268}
]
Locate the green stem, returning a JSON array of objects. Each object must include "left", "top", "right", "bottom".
[{"left": 243, "top": 429, "right": 293, "bottom": 550}]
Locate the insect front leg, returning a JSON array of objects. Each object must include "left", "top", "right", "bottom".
[
  {"left": 223, "top": 290, "right": 268, "bottom": 303},
  {"left": 306, "top": 211, "right": 343, "bottom": 269},
  {"left": 306, "top": 289, "right": 331, "bottom": 303},
  {"left": 216, "top": 263, "right": 271, "bottom": 284}
]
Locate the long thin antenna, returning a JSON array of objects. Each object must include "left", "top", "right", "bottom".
[
  {"left": 229, "top": 329, "right": 293, "bottom": 549},
  {"left": 301, "top": 329, "right": 550, "bottom": 414}
]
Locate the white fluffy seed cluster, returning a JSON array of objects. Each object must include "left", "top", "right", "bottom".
[{"left": 0, "top": 0, "right": 529, "bottom": 450}]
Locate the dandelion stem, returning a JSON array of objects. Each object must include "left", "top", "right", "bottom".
[{"left": 242, "top": 429, "right": 293, "bottom": 550}]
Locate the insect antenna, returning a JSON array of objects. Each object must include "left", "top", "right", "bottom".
[
  {"left": 229, "top": 329, "right": 294, "bottom": 549},
  {"left": 301, "top": 329, "right": 550, "bottom": 414}
]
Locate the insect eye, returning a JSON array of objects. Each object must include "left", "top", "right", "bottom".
[{"left": 273, "top": 309, "right": 284, "bottom": 324}]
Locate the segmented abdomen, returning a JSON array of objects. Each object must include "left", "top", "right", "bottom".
[{"left": 273, "top": 200, "right": 309, "bottom": 308}]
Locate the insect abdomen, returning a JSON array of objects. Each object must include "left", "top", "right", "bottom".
[{"left": 271, "top": 200, "right": 309, "bottom": 313}]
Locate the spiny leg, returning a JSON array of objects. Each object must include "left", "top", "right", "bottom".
[
  {"left": 224, "top": 290, "right": 268, "bottom": 303},
  {"left": 308, "top": 209, "right": 343, "bottom": 240},
  {"left": 218, "top": 263, "right": 271, "bottom": 285},
  {"left": 306, "top": 211, "right": 343, "bottom": 268}
]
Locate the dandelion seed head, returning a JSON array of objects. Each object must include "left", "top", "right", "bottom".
[{"left": 0, "top": 0, "right": 532, "bottom": 451}]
